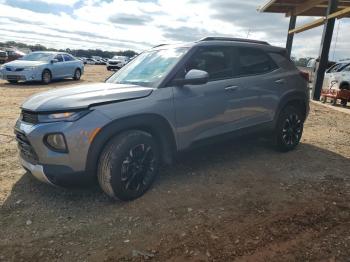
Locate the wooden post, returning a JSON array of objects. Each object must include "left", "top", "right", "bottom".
[
  {"left": 286, "top": 15, "right": 297, "bottom": 57},
  {"left": 312, "top": 0, "right": 338, "bottom": 100}
]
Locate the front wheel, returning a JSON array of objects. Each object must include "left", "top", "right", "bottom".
[
  {"left": 7, "top": 80, "right": 18, "bottom": 84},
  {"left": 97, "top": 130, "right": 160, "bottom": 201},
  {"left": 42, "top": 69, "right": 52, "bottom": 84},
  {"left": 274, "top": 106, "right": 304, "bottom": 152},
  {"left": 73, "top": 68, "right": 81, "bottom": 80}
]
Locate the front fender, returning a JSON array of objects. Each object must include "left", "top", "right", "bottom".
[{"left": 85, "top": 113, "right": 177, "bottom": 177}]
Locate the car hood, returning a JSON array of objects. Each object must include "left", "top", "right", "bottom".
[
  {"left": 22, "top": 83, "right": 154, "bottom": 112},
  {"left": 4, "top": 60, "right": 47, "bottom": 67}
]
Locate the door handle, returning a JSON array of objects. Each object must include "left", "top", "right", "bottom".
[
  {"left": 225, "top": 85, "right": 239, "bottom": 91},
  {"left": 275, "top": 79, "right": 285, "bottom": 84}
]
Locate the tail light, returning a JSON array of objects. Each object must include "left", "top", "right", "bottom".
[{"left": 299, "top": 71, "right": 309, "bottom": 82}]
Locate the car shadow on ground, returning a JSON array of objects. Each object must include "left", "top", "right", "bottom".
[{"left": 2, "top": 136, "right": 349, "bottom": 212}]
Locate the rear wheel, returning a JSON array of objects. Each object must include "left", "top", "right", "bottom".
[
  {"left": 320, "top": 96, "right": 327, "bottom": 103},
  {"left": 7, "top": 80, "right": 18, "bottom": 84},
  {"left": 341, "top": 99, "right": 347, "bottom": 107},
  {"left": 97, "top": 130, "right": 160, "bottom": 201},
  {"left": 73, "top": 68, "right": 81, "bottom": 80},
  {"left": 42, "top": 69, "right": 52, "bottom": 84},
  {"left": 274, "top": 106, "right": 304, "bottom": 152},
  {"left": 340, "top": 83, "right": 350, "bottom": 90}
]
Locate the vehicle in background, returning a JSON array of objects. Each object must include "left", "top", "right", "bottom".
[
  {"left": 16, "top": 37, "right": 309, "bottom": 201},
  {"left": 0, "top": 51, "right": 84, "bottom": 84},
  {"left": 304, "top": 58, "right": 335, "bottom": 87},
  {"left": 85, "top": 58, "right": 97, "bottom": 65},
  {"left": 323, "top": 62, "right": 350, "bottom": 89},
  {"left": 6, "top": 49, "right": 26, "bottom": 62},
  {"left": 106, "top": 55, "right": 129, "bottom": 70},
  {"left": 92, "top": 56, "right": 102, "bottom": 61},
  {"left": 77, "top": 57, "right": 88, "bottom": 64},
  {"left": 321, "top": 62, "right": 350, "bottom": 107},
  {"left": 0, "top": 50, "right": 8, "bottom": 63}
]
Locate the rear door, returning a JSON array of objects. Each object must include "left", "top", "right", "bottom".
[
  {"left": 62, "top": 54, "right": 76, "bottom": 77},
  {"left": 231, "top": 47, "right": 282, "bottom": 127}
]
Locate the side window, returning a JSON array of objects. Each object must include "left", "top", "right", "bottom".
[
  {"left": 55, "top": 54, "right": 63, "bottom": 62},
  {"left": 237, "top": 48, "right": 278, "bottom": 76},
  {"left": 341, "top": 64, "right": 350, "bottom": 72},
  {"left": 63, "top": 54, "right": 74, "bottom": 61},
  {"left": 185, "top": 46, "right": 233, "bottom": 81}
]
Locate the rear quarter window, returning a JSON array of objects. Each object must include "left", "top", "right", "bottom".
[
  {"left": 269, "top": 52, "right": 296, "bottom": 71},
  {"left": 237, "top": 47, "right": 278, "bottom": 76}
]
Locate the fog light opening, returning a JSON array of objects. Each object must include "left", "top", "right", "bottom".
[{"left": 44, "top": 133, "right": 68, "bottom": 153}]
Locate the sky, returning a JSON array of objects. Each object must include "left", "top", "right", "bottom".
[{"left": 0, "top": 0, "right": 349, "bottom": 60}]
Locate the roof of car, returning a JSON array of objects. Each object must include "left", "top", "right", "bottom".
[
  {"left": 151, "top": 37, "right": 285, "bottom": 53},
  {"left": 31, "top": 51, "right": 71, "bottom": 55}
]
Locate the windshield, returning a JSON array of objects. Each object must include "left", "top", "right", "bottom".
[
  {"left": 20, "top": 52, "right": 54, "bottom": 61},
  {"left": 106, "top": 47, "right": 188, "bottom": 87}
]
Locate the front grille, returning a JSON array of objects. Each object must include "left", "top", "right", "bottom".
[
  {"left": 15, "top": 130, "right": 39, "bottom": 164},
  {"left": 15, "top": 68, "right": 24, "bottom": 72},
  {"left": 6, "top": 75, "right": 25, "bottom": 81},
  {"left": 21, "top": 110, "right": 39, "bottom": 124}
]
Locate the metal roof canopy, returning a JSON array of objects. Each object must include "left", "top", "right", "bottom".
[
  {"left": 259, "top": 0, "right": 350, "bottom": 101},
  {"left": 260, "top": 0, "right": 350, "bottom": 34},
  {"left": 260, "top": 0, "right": 350, "bottom": 17}
]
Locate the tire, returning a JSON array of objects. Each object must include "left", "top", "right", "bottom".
[
  {"left": 320, "top": 96, "right": 326, "bottom": 103},
  {"left": 73, "top": 68, "right": 81, "bottom": 80},
  {"left": 341, "top": 99, "right": 347, "bottom": 107},
  {"left": 7, "top": 80, "right": 18, "bottom": 84},
  {"left": 332, "top": 98, "right": 337, "bottom": 106},
  {"left": 97, "top": 130, "right": 160, "bottom": 201},
  {"left": 274, "top": 106, "right": 304, "bottom": 152},
  {"left": 42, "top": 69, "right": 52, "bottom": 84},
  {"left": 106, "top": 67, "right": 111, "bottom": 71},
  {"left": 340, "top": 83, "right": 350, "bottom": 90}
]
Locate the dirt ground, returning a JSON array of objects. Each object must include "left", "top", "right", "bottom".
[{"left": 0, "top": 65, "right": 349, "bottom": 262}]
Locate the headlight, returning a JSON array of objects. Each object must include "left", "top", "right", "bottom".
[
  {"left": 44, "top": 133, "right": 68, "bottom": 152},
  {"left": 38, "top": 110, "right": 90, "bottom": 123},
  {"left": 23, "top": 66, "right": 37, "bottom": 71}
]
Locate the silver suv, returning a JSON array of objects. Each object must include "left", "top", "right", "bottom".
[{"left": 15, "top": 37, "right": 309, "bottom": 201}]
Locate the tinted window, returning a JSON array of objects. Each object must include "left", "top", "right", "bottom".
[
  {"left": 63, "top": 54, "right": 74, "bottom": 61},
  {"left": 237, "top": 48, "right": 277, "bottom": 76},
  {"left": 343, "top": 65, "right": 350, "bottom": 72},
  {"left": 185, "top": 46, "right": 233, "bottom": 81},
  {"left": 55, "top": 54, "right": 63, "bottom": 62}
]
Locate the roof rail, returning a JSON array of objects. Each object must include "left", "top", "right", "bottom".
[
  {"left": 152, "top": 44, "right": 168, "bottom": 48},
  {"left": 199, "top": 37, "right": 270, "bottom": 45}
]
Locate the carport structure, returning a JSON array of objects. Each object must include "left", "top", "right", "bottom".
[{"left": 259, "top": 0, "right": 350, "bottom": 100}]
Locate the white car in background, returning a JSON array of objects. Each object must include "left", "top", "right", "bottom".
[
  {"left": 323, "top": 62, "right": 350, "bottom": 90},
  {"left": 85, "top": 58, "right": 97, "bottom": 65},
  {"left": 106, "top": 56, "right": 129, "bottom": 70}
]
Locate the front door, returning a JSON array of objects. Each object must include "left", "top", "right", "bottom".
[
  {"left": 51, "top": 54, "right": 65, "bottom": 78},
  {"left": 172, "top": 46, "right": 242, "bottom": 149}
]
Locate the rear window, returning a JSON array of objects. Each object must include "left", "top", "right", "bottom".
[
  {"left": 63, "top": 54, "right": 74, "bottom": 61},
  {"left": 237, "top": 47, "right": 278, "bottom": 76}
]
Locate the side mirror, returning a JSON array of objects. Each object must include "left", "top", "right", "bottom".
[
  {"left": 51, "top": 59, "right": 58, "bottom": 64},
  {"left": 173, "top": 69, "right": 209, "bottom": 86}
]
